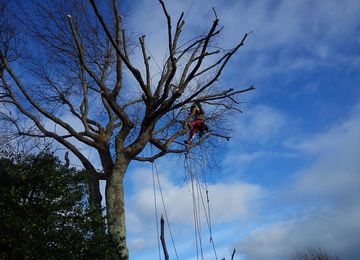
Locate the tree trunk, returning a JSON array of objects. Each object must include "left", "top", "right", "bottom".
[
  {"left": 87, "top": 171, "right": 107, "bottom": 239},
  {"left": 88, "top": 172, "right": 102, "bottom": 212},
  {"left": 106, "top": 156, "right": 130, "bottom": 259}
]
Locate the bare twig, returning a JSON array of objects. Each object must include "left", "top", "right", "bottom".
[{"left": 212, "top": 7, "right": 218, "bottom": 20}]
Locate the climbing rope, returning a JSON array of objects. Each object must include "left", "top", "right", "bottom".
[
  {"left": 151, "top": 145, "right": 180, "bottom": 260},
  {"left": 190, "top": 171, "right": 200, "bottom": 260},
  {"left": 154, "top": 160, "right": 180, "bottom": 260},
  {"left": 195, "top": 174, "right": 205, "bottom": 260},
  {"left": 186, "top": 152, "right": 204, "bottom": 260},
  {"left": 152, "top": 161, "right": 162, "bottom": 260},
  {"left": 199, "top": 173, "right": 218, "bottom": 259},
  {"left": 185, "top": 150, "right": 218, "bottom": 260},
  {"left": 150, "top": 145, "right": 218, "bottom": 260}
]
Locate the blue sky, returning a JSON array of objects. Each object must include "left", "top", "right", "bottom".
[
  {"left": 114, "top": 0, "right": 360, "bottom": 259},
  {"left": 3, "top": 0, "right": 358, "bottom": 259}
]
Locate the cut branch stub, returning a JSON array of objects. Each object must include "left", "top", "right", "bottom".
[{"left": 160, "top": 215, "right": 169, "bottom": 260}]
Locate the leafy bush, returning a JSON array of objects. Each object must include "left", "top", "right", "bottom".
[{"left": 0, "top": 152, "right": 116, "bottom": 259}]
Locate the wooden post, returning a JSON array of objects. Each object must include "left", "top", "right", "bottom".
[{"left": 160, "top": 215, "right": 169, "bottom": 260}]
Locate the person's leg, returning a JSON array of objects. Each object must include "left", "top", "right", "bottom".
[
  {"left": 188, "top": 124, "right": 200, "bottom": 144},
  {"left": 199, "top": 122, "right": 209, "bottom": 137},
  {"left": 199, "top": 123, "right": 205, "bottom": 137}
]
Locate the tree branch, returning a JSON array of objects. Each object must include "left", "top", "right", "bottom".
[
  {"left": 133, "top": 151, "right": 166, "bottom": 162},
  {"left": 173, "top": 33, "right": 251, "bottom": 108},
  {"left": 111, "top": 0, "right": 123, "bottom": 98},
  {"left": 88, "top": 0, "right": 152, "bottom": 100},
  {"left": 1, "top": 52, "right": 99, "bottom": 149},
  {"left": 156, "top": 2, "right": 185, "bottom": 104},
  {"left": 139, "top": 36, "right": 150, "bottom": 88},
  {"left": 1, "top": 74, "right": 98, "bottom": 175},
  {"left": 67, "top": 14, "right": 134, "bottom": 129}
]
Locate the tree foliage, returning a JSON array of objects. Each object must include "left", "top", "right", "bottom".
[{"left": 0, "top": 152, "right": 116, "bottom": 259}]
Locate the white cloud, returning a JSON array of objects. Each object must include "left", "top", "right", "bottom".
[
  {"left": 124, "top": 0, "right": 360, "bottom": 85},
  {"left": 133, "top": 100, "right": 360, "bottom": 257},
  {"left": 129, "top": 238, "right": 147, "bottom": 251},
  {"left": 237, "top": 207, "right": 360, "bottom": 260},
  {"left": 106, "top": 0, "right": 360, "bottom": 105},
  {"left": 231, "top": 105, "right": 287, "bottom": 144},
  {"left": 221, "top": 104, "right": 289, "bottom": 175},
  {"left": 288, "top": 103, "right": 360, "bottom": 200},
  {"left": 235, "top": 102, "right": 360, "bottom": 259},
  {"left": 224, "top": 151, "right": 265, "bottom": 167},
  {"left": 117, "top": 1, "right": 360, "bottom": 258},
  {"left": 125, "top": 164, "right": 263, "bottom": 253},
  {"left": 127, "top": 166, "right": 263, "bottom": 224}
]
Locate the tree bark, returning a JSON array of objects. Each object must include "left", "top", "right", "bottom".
[
  {"left": 87, "top": 171, "right": 107, "bottom": 239},
  {"left": 88, "top": 172, "right": 102, "bottom": 212},
  {"left": 106, "top": 155, "right": 130, "bottom": 259}
]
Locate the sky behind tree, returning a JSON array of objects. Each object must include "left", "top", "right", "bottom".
[
  {"left": 113, "top": 0, "right": 360, "bottom": 259},
  {"left": 3, "top": 0, "right": 357, "bottom": 259}
]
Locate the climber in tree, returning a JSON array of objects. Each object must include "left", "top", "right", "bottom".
[{"left": 186, "top": 101, "right": 209, "bottom": 144}]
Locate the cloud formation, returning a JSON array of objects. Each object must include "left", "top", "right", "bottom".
[
  {"left": 237, "top": 208, "right": 360, "bottom": 259},
  {"left": 125, "top": 165, "right": 263, "bottom": 256},
  {"left": 235, "top": 103, "right": 360, "bottom": 259},
  {"left": 123, "top": 0, "right": 360, "bottom": 87},
  {"left": 115, "top": 1, "right": 360, "bottom": 259}
]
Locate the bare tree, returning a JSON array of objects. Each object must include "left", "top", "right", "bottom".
[
  {"left": 0, "top": 0, "right": 254, "bottom": 258},
  {"left": 292, "top": 246, "right": 339, "bottom": 260}
]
